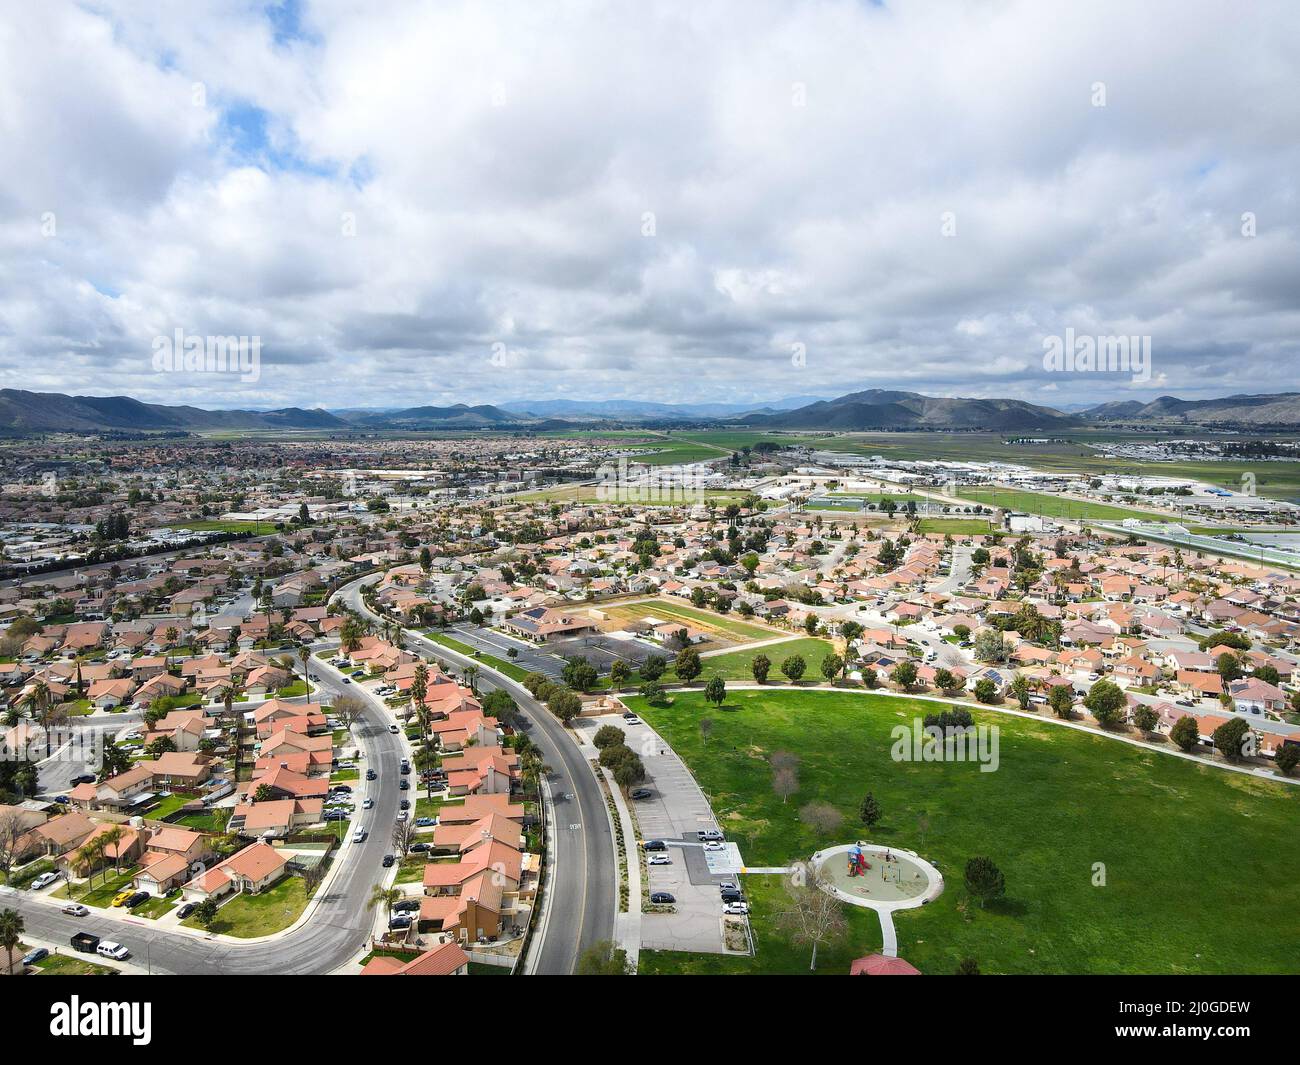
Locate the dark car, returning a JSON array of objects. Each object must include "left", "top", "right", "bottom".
[
  {"left": 22, "top": 947, "right": 49, "bottom": 966},
  {"left": 365, "top": 769, "right": 377, "bottom": 781},
  {"left": 332, "top": 784, "right": 352, "bottom": 794},
  {"left": 629, "top": 788, "right": 653, "bottom": 800},
  {"left": 398, "top": 799, "right": 410, "bottom": 811},
  {"left": 382, "top": 854, "right": 396, "bottom": 868},
  {"left": 70, "top": 773, "right": 96, "bottom": 786},
  {"left": 176, "top": 902, "right": 197, "bottom": 920},
  {"left": 388, "top": 915, "right": 413, "bottom": 930},
  {"left": 323, "top": 810, "right": 347, "bottom": 821},
  {"left": 650, "top": 892, "right": 675, "bottom": 905},
  {"left": 399, "top": 760, "right": 411, "bottom": 773},
  {"left": 393, "top": 899, "right": 420, "bottom": 913},
  {"left": 721, "top": 888, "right": 744, "bottom": 903},
  {"left": 643, "top": 839, "right": 668, "bottom": 852},
  {"left": 125, "top": 891, "right": 149, "bottom": 909},
  {"left": 398, "top": 779, "right": 409, "bottom": 791},
  {"left": 410, "top": 842, "right": 431, "bottom": 853}
]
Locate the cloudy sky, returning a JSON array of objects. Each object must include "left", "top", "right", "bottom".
[{"left": 1, "top": 0, "right": 1297, "bottom": 412}]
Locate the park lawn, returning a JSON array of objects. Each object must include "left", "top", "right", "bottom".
[
  {"left": 625, "top": 688, "right": 1300, "bottom": 975},
  {"left": 604, "top": 600, "right": 777, "bottom": 643},
  {"left": 182, "top": 876, "right": 308, "bottom": 938},
  {"left": 425, "top": 632, "right": 530, "bottom": 682},
  {"left": 695, "top": 638, "right": 839, "bottom": 682},
  {"left": 34, "top": 953, "right": 118, "bottom": 976},
  {"left": 915, "top": 518, "right": 994, "bottom": 535},
  {"left": 956, "top": 488, "right": 1166, "bottom": 523}
]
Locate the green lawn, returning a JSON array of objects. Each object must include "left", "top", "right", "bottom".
[
  {"left": 957, "top": 488, "right": 1166, "bottom": 523},
  {"left": 147, "top": 793, "right": 193, "bottom": 820},
  {"left": 696, "top": 638, "right": 839, "bottom": 682},
  {"left": 625, "top": 688, "right": 1300, "bottom": 975},
  {"left": 167, "top": 519, "right": 270, "bottom": 533},
  {"left": 55, "top": 867, "right": 142, "bottom": 907},
  {"left": 181, "top": 876, "right": 308, "bottom": 937},
  {"left": 135, "top": 895, "right": 178, "bottom": 920},
  {"left": 34, "top": 952, "right": 119, "bottom": 976},
  {"left": 425, "top": 632, "right": 530, "bottom": 681},
  {"left": 915, "top": 518, "right": 994, "bottom": 535},
  {"left": 173, "top": 810, "right": 229, "bottom": 832}
]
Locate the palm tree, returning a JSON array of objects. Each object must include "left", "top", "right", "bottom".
[
  {"left": 298, "top": 645, "right": 312, "bottom": 697},
  {"left": 99, "top": 825, "right": 126, "bottom": 874},
  {"left": 368, "top": 883, "right": 402, "bottom": 928},
  {"left": 414, "top": 746, "right": 441, "bottom": 801},
  {"left": 0, "top": 908, "right": 24, "bottom": 975}
]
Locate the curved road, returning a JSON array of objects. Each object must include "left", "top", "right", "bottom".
[
  {"left": 336, "top": 578, "right": 616, "bottom": 974},
  {"left": 2, "top": 652, "right": 403, "bottom": 974}
]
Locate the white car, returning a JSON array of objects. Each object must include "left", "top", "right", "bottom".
[
  {"left": 62, "top": 902, "right": 90, "bottom": 917},
  {"left": 30, "top": 871, "right": 60, "bottom": 890},
  {"left": 647, "top": 853, "right": 672, "bottom": 865},
  {"left": 97, "top": 941, "right": 131, "bottom": 961},
  {"left": 722, "top": 902, "right": 750, "bottom": 916},
  {"left": 388, "top": 724, "right": 400, "bottom": 734},
  {"left": 703, "top": 840, "right": 724, "bottom": 852},
  {"left": 352, "top": 827, "right": 367, "bottom": 844},
  {"left": 363, "top": 797, "right": 374, "bottom": 809}
]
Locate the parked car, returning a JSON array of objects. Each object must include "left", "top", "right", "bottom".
[
  {"left": 647, "top": 853, "right": 671, "bottom": 865},
  {"left": 398, "top": 778, "right": 409, "bottom": 791},
  {"left": 398, "top": 799, "right": 410, "bottom": 811},
  {"left": 388, "top": 915, "right": 413, "bottom": 930},
  {"left": 97, "top": 941, "right": 131, "bottom": 961},
  {"left": 382, "top": 853, "right": 396, "bottom": 868},
  {"left": 70, "top": 773, "right": 96, "bottom": 786},
  {"left": 393, "top": 898, "right": 420, "bottom": 913},
  {"left": 112, "top": 889, "right": 135, "bottom": 907},
  {"left": 409, "top": 842, "right": 431, "bottom": 853},
  {"left": 400, "top": 759, "right": 410, "bottom": 772},
  {"left": 388, "top": 724, "right": 400, "bottom": 734},
  {"left": 698, "top": 829, "right": 724, "bottom": 842},
  {"left": 395, "top": 810, "right": 409, "bottom": 823},
  {"left": 125, "top": 891, "right": 149, "bottom": 909},
  {"left": 621, "top": 712, "right": 641, "bottom": 724},
  {"left": 22, "top": 947, "right": 49, "bottom": 966},
  {"left": 365, "top": 768, "right": 377, "bottom": 781},
  {"left": 332, "top": 784, "right": 353, "bottom": 794},
  {"left": 62, "top": 903, "right": 90, "bottom": 917},
  {"left": 176, "top": 902, "right": 197, "bottom": 920},
  {"left": 30, "top": 871, "right": 60, "bottom": 890},
  {"left": 704, "top": 840, "right": 724, "bottom": 852},
  {"left": 722, "top": 901, "right": 750, "bottom": 916},
  {"left": 415, "top": 817, "right": 435, "bottom": 827},
  {"left": 721, "top": 888, "right": 744, "bottom": 903},
  {"left": 649, "top": 892, "right": 675, "bottom": 904},
  {"left": 629, "top": 788, "right": 653, "bottom": 800},
  {"left": 323, "top": 810, "right": 348, "bottom": 822},
  {"left": 643, "top": 839, "right": 668, "bottom": 851}
]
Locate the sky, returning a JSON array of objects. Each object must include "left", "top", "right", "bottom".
[{"left": 0, "top": 0, "right": 1297, "bottom": 413}]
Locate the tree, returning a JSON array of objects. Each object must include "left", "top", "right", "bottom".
[
  {"left": 675, "top": 648, "right": 702, "bottom": 683},
  {"left": 369, "top": 883, "right": 403, "bottom": 927},
  {"left": 820, "top": 654, "right": 843, "bottom": 683},
  {"left": 547, "top": 688, "right": 582, "bottom": 726},
  {"left": 640, "top": 655, "right": 666, "bottom": 681},
  {"left": 0, "top": 907, "right": 23, "bottom": 976},
  {"left": 772, "top": 765, "right": 799, "bottom": 804},
  {"left": 964, "top": 855, "right": 1005, "bottom": 908},
  {"left": 592, "top": 724, "right": 626, "bottom": 750},
  {"left": 751, "top": 654, "right": 771, "bottom": 684},
  {"left": 576, "top": 939, "right": 633, "bottom": 975},
  {"left": 1170, "top": 715, "right": 1200, "bottom": 752},
  {"left": 932, "top": 668, "right": 958, "bottom": 696},
  {"left": 1009, "top": 673, "right": 1031, "bottom": 711},
  {"left": 1047, "top": 684, "right": 1074, "bottom": 719},
  {"left": 639, "top": 681, "right": 668, "bottom": 705},
  {"left": 1254, "top": 664, "right": 1280, "bottom": 686},
  {"left": 332, "top": 694, "right": 367, "bottom": 732},
  {"left": 1212, "top": 717, "right": 1251, "bottom": 762},
  {"left": 704, "top": 675, "right": 726, "bottom": 707},
  {"left": 973, "top": 678, "right": 998, "bottom": 704},
  {"left": 1083, "top": 679, "right": 1127, "bottom": 728},
  {"left": 1216, "top": 652, "right": 1242, "bottom": 684},
  {"left": 1275, "top": 743, "right": 1300, "bottom": 777},
  {"left": 391, "top": 819, "right": 417, "bottom": 857},
  {"left": 800, "top": 801, "right": 843, "bottom": 835},
  {"left": 193, "top": 897, "right": 220, "bottom": 930},
  {"left": 973, "top": 630, "right": 1009, "bottom": 663},
  {"left": 609, "top": 660, "right": 630, "bottom": 690},
  {"left": 1132, "top": 704, "right": 1159, "bottom": 735},
  {"left": 890, "top": 660, "right": 917, "bottom": 691},
  {"left": 775, "top": 870, "right": 847, "bottom": 971},
  {"left": 859, "top": 792, "right": 881, "bottom": 828},
  {"left": 780, "top": 654, "right": 806, "bottom": 683}
]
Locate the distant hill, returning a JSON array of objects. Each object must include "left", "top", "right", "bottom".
[
  {"left": 501, "top": 396, "right": 827, "bottom": 421},
  {"left": 342, "top": 403, "right": 534, "bottom": 430},
  {"left": 737, "top": 388, "right": 1078, "bottom": 430},
  {"left": 1081, "top": 393, "right": 1300, "bottom": 426},
  {"left": 0, "top": 390, "right": 348, "bottom": 434}
]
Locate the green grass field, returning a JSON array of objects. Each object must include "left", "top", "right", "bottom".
[
  {"left": 181, "top": 876, "right": 308, "bottom": 938},
  {"left": 957, "top": 487, "right": 1166, "bottom": 522},
  {"left": 626, "top": 688, "right": 1300, "bottom": 975},
  {"left": 166, "top": 519, "right": 270, "bottom": 533},
  {"left": 512, "top": 484, "right": 747, "bottom": 506},
  {"left": 697, "top": 637, "right": 839, "bottom": 681},
  {"left": 915, "top": 518, "right": 994, "bottom": 535},
  {"left": 603, "top": 600, "right": 777, "bottom": 643},
  {"left": 425, "top": 632, "right": 530, "bottom": 681}
]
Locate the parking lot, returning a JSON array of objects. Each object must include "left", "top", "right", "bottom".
[{"left": 585, "top": 711, "right": 746, "bottom": 955}]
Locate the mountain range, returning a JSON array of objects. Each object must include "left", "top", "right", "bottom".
[{"left": 3, "top": 387, "right": 1300, "bottom": 435}]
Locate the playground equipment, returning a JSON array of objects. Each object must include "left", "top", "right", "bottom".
[{"left": 847, "top": 844, "right": 871, "bottom": 877}]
